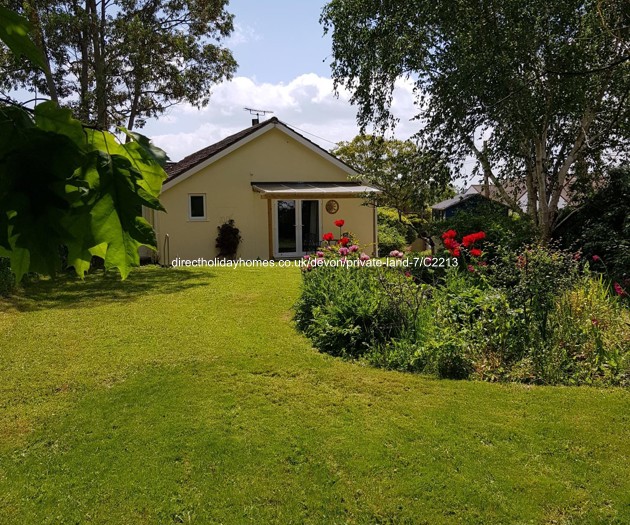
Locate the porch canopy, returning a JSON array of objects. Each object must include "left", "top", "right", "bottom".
[{"left": 251, "top": 182, "right": 380, "bottom": 199}]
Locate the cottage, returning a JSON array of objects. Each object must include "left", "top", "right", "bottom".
[{"left": 145, "top": 118, "right": 380, "bottom": 263}]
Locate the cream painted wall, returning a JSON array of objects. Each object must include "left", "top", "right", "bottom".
[{"left": 153, "top": 127, "right": 376, "bottom": 263}]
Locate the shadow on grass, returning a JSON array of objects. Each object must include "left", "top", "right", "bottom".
[{"left": 1, "top": 266, "right": 214, "bottom": 312}]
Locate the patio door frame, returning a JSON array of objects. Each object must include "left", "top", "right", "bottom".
[{"left": 272, "top": 199, "right": 321, "bottom": 258}]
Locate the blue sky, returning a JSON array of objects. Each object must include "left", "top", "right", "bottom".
[
  {"left": 226, "top": 1, "right": 332, "bottom": 83},
  {"left": 141, "top": 1, "right": 422, "bottom": 162}
]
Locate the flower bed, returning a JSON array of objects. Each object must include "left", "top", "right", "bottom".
[{"left": 295, "top": 223, "right": 630, "bottom": 385}]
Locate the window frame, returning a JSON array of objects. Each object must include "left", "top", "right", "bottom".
[{"left": 188, "top": 193, "right": 207, "bottom": 221}]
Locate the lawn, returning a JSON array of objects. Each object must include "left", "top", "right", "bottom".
[{"left": 0, "top": 266, "right": 629, "bottom": 524}]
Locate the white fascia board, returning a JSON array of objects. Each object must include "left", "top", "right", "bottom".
[{"left": 161, "top": 121, "right": 359, "bottom": 192}]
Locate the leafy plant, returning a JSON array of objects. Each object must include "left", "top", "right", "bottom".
[
  {"left": 215, "top": 220, "right": 241, "bottom": 259},
  {"left": 0, "top": 7, "right": 167, "bottom": 281},
  {"left": 296, "top": 239, "right": 629, "bottom": 386}
]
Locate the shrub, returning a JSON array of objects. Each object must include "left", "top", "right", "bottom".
[
  {"left": 0, "top": 257, "right": 15, "bottom": 296},
  {"left": 554, "top": 165, "right": 630, "bottom": 285},
  {"left": 215, "top": 220, "right": 241, "bottom": 259},
  {"left": 377, "top": 208, "right": 416, "bottom": 256},
  {"left": 295, "top": 238, "right": 629, "bottom": 386},
  {"left": 430, "top": 200, "right": 536, "bottom": 255}
]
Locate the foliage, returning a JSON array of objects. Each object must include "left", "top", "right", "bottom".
[
  {"left": 0, "top": 7, "right": 167, "bottom": 281},
  {"left": 321, "top": 0, "right": 630, "bottom": 240},
  {"left": 0, "top": 0, "right": 237, "bottom": 130},
  {"left": 0, "top": 101, "right": 167, "bottom": 281},
  {"left": 430, "top": 200, "right": 536, "bottom": 254},
  {"left": 555, "top": 165, "right": 630, "bottom": 284},
  {"left": 377, "top": 207, "right": 416, "bottom": 256},
  {"left": 296, "top": 239, "right": 630, "bottom": 385},
  {"left": 332, "top": 134, "right": 452, "bottom": 216},
  {"left": 0, "top": 256, "right": 14, "bottom": 295},
  {"left": 215, "top": 219, "right": 241, "bottom": 259}
]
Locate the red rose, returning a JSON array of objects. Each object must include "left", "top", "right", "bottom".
[
  {"left": 339, "top": 236, "right": 350, "bottom": 246},
  {"left": 322, "top": 232, "right": 334, "bottom": 242},
  {"left": 334, "top": 219, "right": 345, "bottom": 228}
]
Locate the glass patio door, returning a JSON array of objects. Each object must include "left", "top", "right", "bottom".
[{"left": 274, "top": 200, "right": 320, "bottom": 257}]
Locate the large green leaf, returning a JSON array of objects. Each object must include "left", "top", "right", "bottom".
[
  {"left": 34, "top": 102, "right": 86, "bottom": 145},
  {"left": 1, "top": 101, "right": 166, "bottom": 281},
  {"left": 0, "top": 6, "right": 46, "bottom": 69}
]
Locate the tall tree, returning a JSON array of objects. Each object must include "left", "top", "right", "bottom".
[
  {"left": 0, "top": 0, "right": 237, "bottom": 130},
  {"left": 333, "top": 134, "right": 452, "bottom": 220},
  {"left": 321, "top": 0, "right": 630, "bottom": 240}
]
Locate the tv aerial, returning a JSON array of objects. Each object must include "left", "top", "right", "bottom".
[{"left": 244, "top": 107, "right": 274, "bottom": 124}]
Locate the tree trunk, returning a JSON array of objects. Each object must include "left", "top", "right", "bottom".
[
  {"left": 24, "top": 3, "right": 58, "bottom": 103},
  {"left": 534, "top": 133, "right": 552, "bottom": 242},
  {"left": 87, "top": 0, "right": 107, "bottom": 128},
  {"left": 72, "top": 0, "right": 90, "bottom": 122}
]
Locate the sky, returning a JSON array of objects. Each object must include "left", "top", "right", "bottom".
[{"left": 140, "top": 0, "right": 425, "bottom": 163}]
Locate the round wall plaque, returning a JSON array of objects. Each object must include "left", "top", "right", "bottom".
[{"left": 325, "top": 199, "right": 339, "bottom": 214}]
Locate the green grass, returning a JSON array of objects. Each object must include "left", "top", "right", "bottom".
[{"left": 0, "top": 266, "right": 629, "bottom": 524}]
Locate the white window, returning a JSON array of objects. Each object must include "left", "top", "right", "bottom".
[{"left": 188, "top": 194, "right": 206, "bottom": 220}]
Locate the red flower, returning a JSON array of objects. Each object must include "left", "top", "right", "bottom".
[
  {"left": 462, "top": 231, "right": 486, "bottom": 247},
  {"left": 443, "top": 237, "right": 458, "bottom": 249},
  {"left": 470, "top": 248, "right": 482, "bottom": 257},
  {"left": 467, "top": 265, "right": 475, "bottom": 272},
  {"left": 442, "top": 229, "right": 457, "bottom": 239},
  {"left": 592, "top": 255, "right": 601, "bottom": 262},
  {"left": 334, "top": 219, "right": 345, "bottom": 228},
  {"left": 322, "top": 232, "right": 334, "bottom": 242},
  {"left": 339, "top": 236, "right": 350, "bottom": 246},
  {"left": 443, "top": 236, "right": 461, "bottom": 256},
  {"left": 614, "top": 282, "right": 627, "bottom": 297}
]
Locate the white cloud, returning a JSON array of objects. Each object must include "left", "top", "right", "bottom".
[
  {"left": 225, "top": 23, "right": 261, "bottom": 46},
  {"left": 143, "top": 74, "right": 427, "bottom": 161}
]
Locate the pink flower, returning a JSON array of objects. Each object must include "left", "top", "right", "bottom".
[
  {"left": 349, "top": 244, "right": 359, "bottom": 253},
  {"left": 467, "top": 265, "right": 475, "bottom": 273},
  {"left": 613, "top": 282, "right": 627, "bottom": 296},
  {"left": 404, "top": 271, "right": 412, "bottom": 278},
  {"left": 389, "top": 250, "right": 404, "bottom": 258},
  {"left": 303, "top": 254, "right": 310, "bottom": 260},
  {"left": 592, "top": 255, "right": 601, "bottom": 262},
  {"left": 359, "top": 253, "right": 370, "bottom": 261},
  {"left": 340, "top": 257, "right": 347, "bottom": 264},
  {"left": 316, "top": 251, "right": 324, "bottom": 258},
  {"left": 339, "top": 247, "right": 349, "bottom": 256}
]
